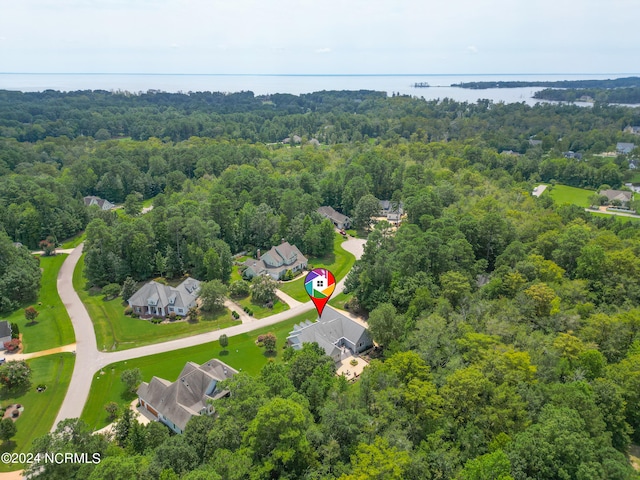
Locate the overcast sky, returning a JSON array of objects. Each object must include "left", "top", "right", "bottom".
[{"left": 1, "top": 0, "right": 639, "bottom": 74}]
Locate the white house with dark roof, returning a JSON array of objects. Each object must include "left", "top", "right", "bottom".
[
  {"left": 379, "top": 200, "right": 404, "bottom": 223},
  {"left": 83, "top": 196, "right": 115, "bottom": 211},
  {"left": 243, "top": 241, "right": 307, "bottom": 280},
  {"left": 317, "top": 206, "right": 351, "bottom": 230},
  {"left": 137, "top": 359, "right": 237, "bottom": 434},
  {"left": 287, "top": 307, "right": 373, "bottom": 364},
  {"left": 127, "top": 278, "right": 201, "bottom": 317}
]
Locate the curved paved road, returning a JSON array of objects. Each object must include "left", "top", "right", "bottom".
[{"left": 53, "top": 236, "right": 366, "bottom": 428}]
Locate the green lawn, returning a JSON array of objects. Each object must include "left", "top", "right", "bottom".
[
  {"left": 328, "top": 291, "right": 353, "bottom": 311},
  {"left": 278, "top": 234, "right": 355, "bottom": 303},
  {"left": 60, "top": 232, "right": 85, "bottom": 249},
  {"left": 80, "top": 311, "right": 317, "bottom": 431},
  {"left": 545, "top": 184, "right": 596, "bottom": 207},
  {"left": 0, "top": 353, "right": 75, "bottom": 471},
  {"left": 235, "top": 297, "right": 289, "bottom": 318},
  {"left": 0, "top": 255, "right": 75, "bottom": 353},
  {"left": 73, "top": 255, "right": 240, "bottom": 352},
  {"left": 590, "top": 212, "right": 640, "bottom": 223}
]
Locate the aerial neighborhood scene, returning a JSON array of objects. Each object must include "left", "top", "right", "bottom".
[{"left": 1, "top": 1, "right": 640, "bottom": 479}]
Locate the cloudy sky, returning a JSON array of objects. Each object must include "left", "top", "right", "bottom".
[{"left": 1, "top": 0, "right": 638, "bottom": 74}]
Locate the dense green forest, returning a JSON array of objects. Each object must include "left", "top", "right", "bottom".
[
  {"left": 454, "top": 77, "right": 640, "bottom": 90},
  {"left": 1, "top": 89, "right": 640, "bottom": 478},
  {"left": 534, "top": 87, "right": 640, "bottom": 105}
]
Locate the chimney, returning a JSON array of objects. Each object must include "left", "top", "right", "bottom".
[
  {"left": 256, "top": 249, "right": 261, "bottom": 260},
  {"left": 281, "top": 238, "right": 285, "bottom": 244}
]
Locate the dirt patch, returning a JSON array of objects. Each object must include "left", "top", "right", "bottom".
[
  {"left": 630, "top": 444, "right": 640, "bottom": 471},
  {"left": 2, "top": 404, "right": 23, "bottom": 422}
]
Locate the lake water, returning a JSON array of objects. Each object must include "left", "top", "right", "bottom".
[{"left": 0, "top": 73, "right": 636, "bottom": 106}]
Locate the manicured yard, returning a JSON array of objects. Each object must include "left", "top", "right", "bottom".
[
  {"left": 328, "top": 291, "right": 353, "bottom": 311},
  {"left": 0, "top": 353, "right": 75, "bottom": 471},
  {"left": 235, "top": 297, "right": 289, "bottom": 318},
  {"left": 278, "top": 234, "right": 355, "bottom": 303},
  {"left": 545, "top": 184, "right": 596, "bottom": 207},
  {"left": 0, "top": 255, "right": 75, "bottom": 353},
  {"left": 80, "top": 311, "right": 317, "bottom": 430},
  {"left": 73, "top": 255, "right": 240, "bottom": 351},
  {"left": 59, "top": 232, "right": 85, "bottom": 249}
]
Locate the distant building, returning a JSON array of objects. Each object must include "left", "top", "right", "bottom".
[
  {"left": 0, "top": 321, "right": 12, "bottom": 347},
  {"left": 528, "top": 139, "right": 543, "bottom": 147},
  {"left": 127, "top": 278, "right": 201, "bottom": 317},
  {"left": 287, "top": 307, "right": 373, "bottom": 364},
  {"left": 83, "top": 196, "right": 115, "bottom": 211},
  {"left": 598, "top": 189, "right": 634, "bottom": 208},
  {"left": 617, "top": 142, "right": 636, "bottom": 155},
  {"left": 563, "top": 151, "right": 583, "bottom": 160},
  {"left": 379, "top": 200, "right": 404, "bottom": 223},
  {"left": 624, "top": 126, "right": 640, "bottom": 135},
  {"left": 243, "top": 241, "right": 307, "bottom": 280},
  {"left": 137, "top": 359, "right": 237, "bottom": 434},
  {"left": 318, "top": 206, "right": 351, "bottom": 230}
]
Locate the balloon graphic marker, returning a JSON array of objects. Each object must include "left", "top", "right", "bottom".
[{"left": 305, "top": 268, "right": 336, "bottom": 317}]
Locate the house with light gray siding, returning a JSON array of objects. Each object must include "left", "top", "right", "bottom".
[
  {"left": 287, "top": 307, "right": 373, "bottom": 363},
  {"left": 137, "top": 359, "right": 237, "bottom": 434},
  {"left": 318, "top": 206, "right": 351, "bottom": 230},
  {"left": 127, "top": 278, "right": 201, "bottom": 317},
  {"left": 243, "top": 241, "right": 307, "bottom": 280}
]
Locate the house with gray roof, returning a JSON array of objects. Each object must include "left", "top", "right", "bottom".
[
  {"left": 127, "top": 278, "right": 201, "bottom": 317},
  {"left": 617, "top": 142, "right": 636, "bottom": 155},
  {"left": 287, "top": 307, "right": 373, "bottom": 363},
  {"left": 137, "top": 359, "right": 237, "bottom": 434},
  {"left": 598, "top": 189, "right": 634, "bottom": 208},
  {"left": 379, "top": 200, "right": 404, "bottom": 223},
  {"left": 0, "top": 321, "right": 12, "bottom": 348},
  {"left": 243, "top": 241, "right": 307, "bottom": 280},
  {"left": 318, "top": 206, "right": 351, "bottom": 230},
  {"left": 83, "top": 196, "right": 115, "bottom": 211}
]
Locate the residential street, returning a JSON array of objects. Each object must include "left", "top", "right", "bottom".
[{"left": 51, "top": 235, "right": 367, "bottom": 428}]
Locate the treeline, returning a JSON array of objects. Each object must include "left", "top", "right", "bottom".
[
  {"left": 0, "top": 231, "right": 40, "bottom": 313},
  {"left": 534, "top": 87, "right": 640, "bottom": 105},
  {"left": 454, "top": 76, "right": 640, "bottom": 90},
  {"left": 2, "top": 88, "right": 640, "bottom": 152}
]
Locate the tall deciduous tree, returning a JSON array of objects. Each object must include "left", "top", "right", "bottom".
[{"left": 199, "top": 280, "right": 227, "bottom": 312}]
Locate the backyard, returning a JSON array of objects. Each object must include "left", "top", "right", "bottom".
[
  {"left": 277, "top": 233, "right": 355, "bottom": 303},
  {"left": 73, "top": 255, "right": 240, "bottom": 351},
  {"left": 0, "top": 353, "right": 75, "bottom": 472},
  {"left": 545, "top": 184, "right": 595, "bottom": 207},
  {"left": 0, "top": 255, "right": 75, "bottom": 353},
  {"left": 80, "top": 311, "right": 316, "bottom": 430}
]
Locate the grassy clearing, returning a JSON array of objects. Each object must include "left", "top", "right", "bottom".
[
  {"left": 546, "top": 184, "right": 595, "bottom": 207},
  {"left": 0, "top": 255, "right": 75, "bottom": 353},
  {"left": 278, "top": 234, "right": 355, "bottom": 303},
  {"left": 73, "top": 255, "right": 240, "bottom": 352},
  {"left": 59, "top": 232, "right": 85, "bottom": 249},
  {"left": 329, "top": 291, "right": 353, "bottom": 310},
  {"left": 235, "top": 297, "right": 289, "bottom": 318},
  {"left": 80, "top": 311, "right": 317, "bottom": 431},
  {"left": 590, "top": 212, "right": 640, "bottom": 223},
  {"left": 0, "top": 353, "right": 75, "bottom": 471}
]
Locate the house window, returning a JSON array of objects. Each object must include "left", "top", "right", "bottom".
[{"left": 135, "top": 307, "right": 141, "bottom": 313}]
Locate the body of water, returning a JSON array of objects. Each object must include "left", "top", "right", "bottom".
[{"left": 0, "top": 73, "right": 637, "bottom": 106}]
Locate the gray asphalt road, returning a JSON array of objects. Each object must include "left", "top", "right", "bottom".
[{"left": 52, "top": 235, "right": 367, "bottom": 428}]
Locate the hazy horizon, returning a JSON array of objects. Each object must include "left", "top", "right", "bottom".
[{"left": 2, "top": 1, "right": 639, "bottom": 75}]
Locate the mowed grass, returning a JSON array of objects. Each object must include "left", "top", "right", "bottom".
[
  {"left": 0, "top": 353, "right": 75, "bottom": 471},
  {"left": 278, "top": 234, "right": 355, "bottom": 303},
  {"left": 59, "top": 232, "right": 85, "bottom": 249},
  {"left": 0, "top": 255, "right": 75, "bottom": 353},
  {"left": 235, "top": 297, "right": 289, "bottom": 319},
  {"left": 80, "top": 311, "right": 317, "bottom": 431},
  {"left": 73, "top": 255, "right": 240, "bottom": 352},
  {"left": 546, "top": 184, "right": 596, "bottom": 207}
]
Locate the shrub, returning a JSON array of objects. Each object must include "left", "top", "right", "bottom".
[
  {"left": 262, "top": 333, "right": 277, "bottom": 353},
  {"left": 124, "top": 307, "right": 133, "bottom": 316},
  {"left": 10, "top": 323, "right": 19, "bottom": 339},
  {"left": 102, "top": 283, "right": 122, "bottom": 299},
  {"left": 231, "top": 311, "right": 240, "bottom": 319},
  {"left": 169, "top": 312, "right": 177, "bottom": 320},
  {"left": 3, "top": 339, "right": 20, "bottom": 352},
  {"left": 229, "top": 280, "right": 250, "bottom": 298},
  {"left": 350, "top": 358, "right": 358, "bottom": 367},
  {"left": 150, "top": 317, "right": 163, "bottom": 324}
]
